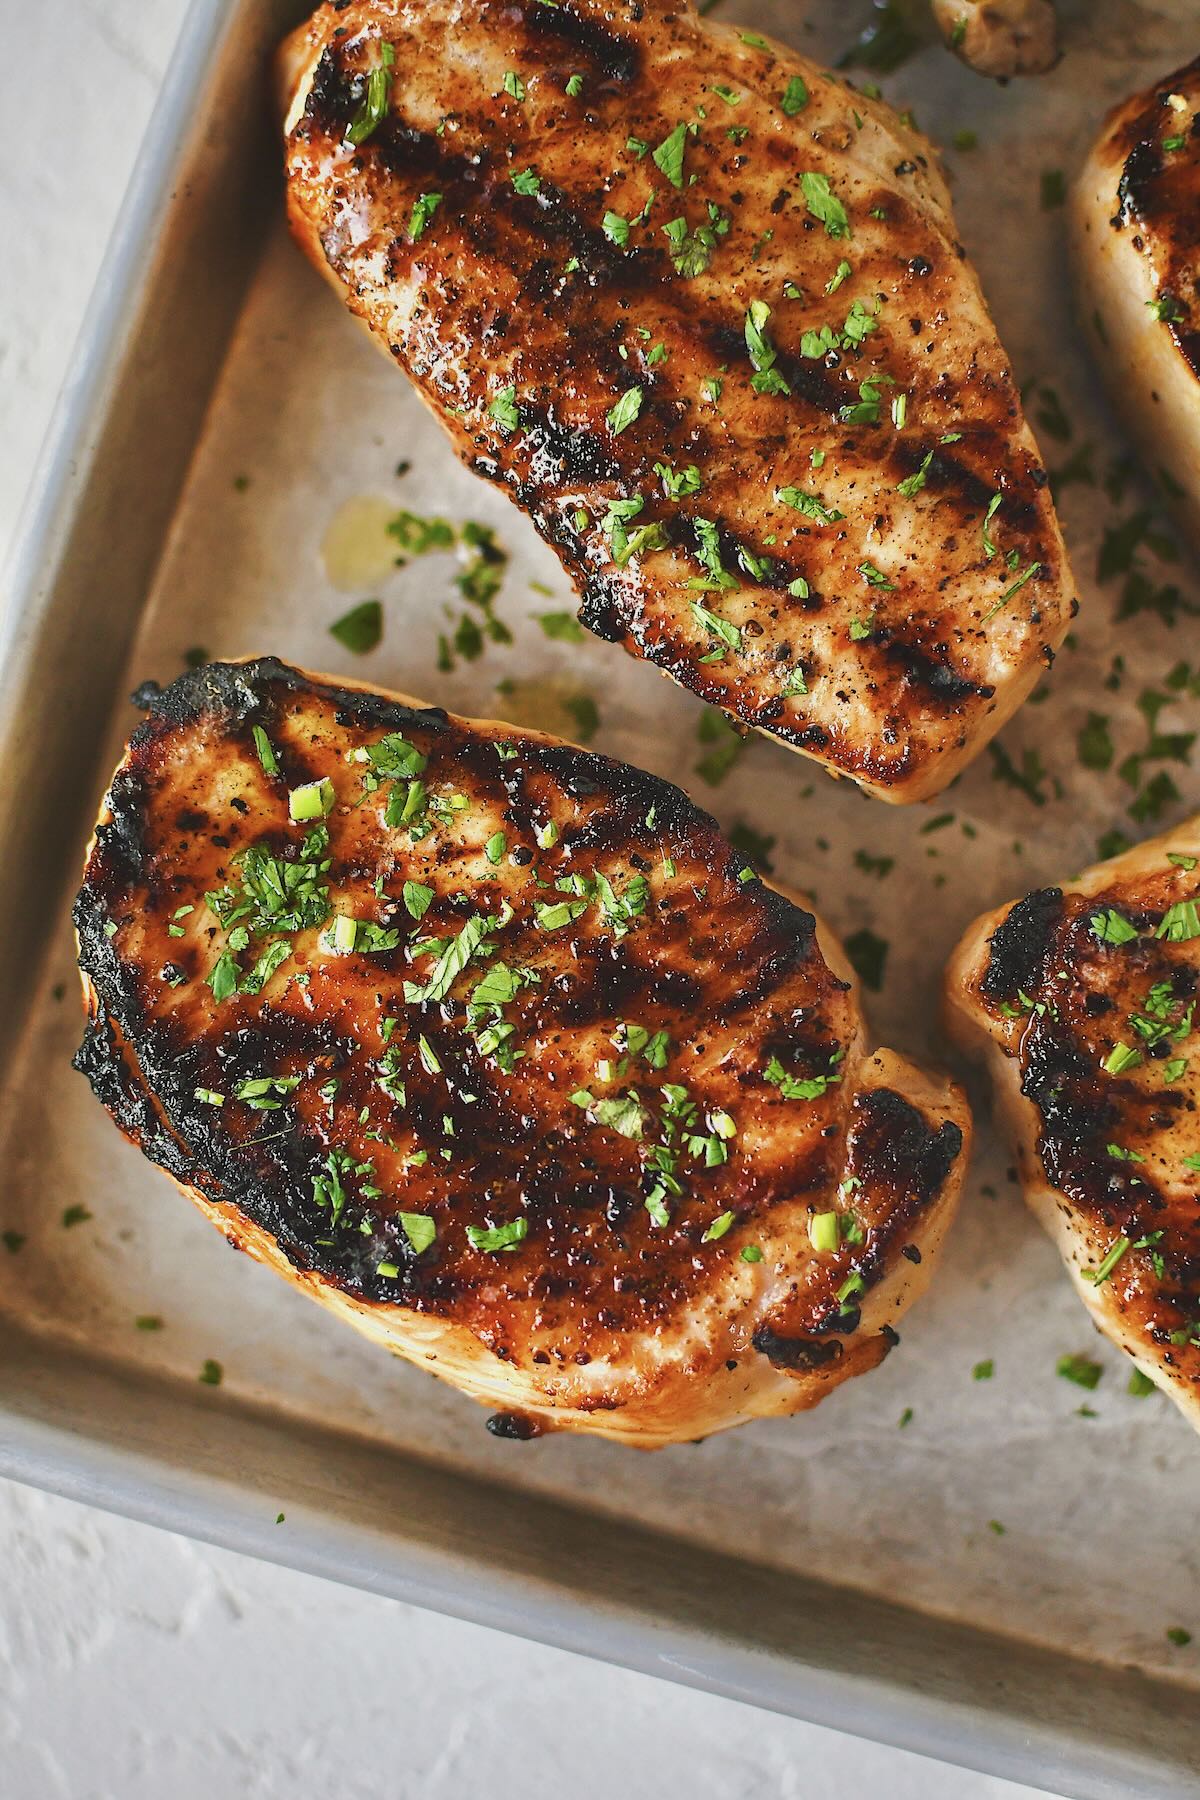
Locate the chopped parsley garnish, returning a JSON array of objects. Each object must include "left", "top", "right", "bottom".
[
  {"left": 988, "top": 740, "right": 1048, "bottom": 805},
  {"left": 346, "top": 41, "right": 395, "bottom": 147},
  {"left": 853, "top": 849, "right": 893, "bottom": 879},
  {"left": 799, "top": 171, "right": 850, "bottom": 239},
  {"left": 252, "top": 726, "right": 279, "bottom": 776},
  {"left": 1039, "top": 169, "right": 1066, "bottom": 210},
  {"left": 764, "top": 1053, "right": 841, "bottom": 1101},
  {"left": 981, "top": 561, "right": 1041, "bottom": 625},
  {"left": 467, "top": 1217, "right": 528, "bottom": 1253},
  {"left": 603, "top": 210, "right": 630, "bottom": 248},
  {"left": 205, "top": 825, "right": 332, "bottom": 1000},
  {"left": 503, "top": 70, "right": 525, "bottom": 100},
  {"left": 744, "top": 301, "right": 790, "bottom": 396},
  {"left": 845, "top": 927, "right": 888, "bottom": 991},
  {"left": 1082, "top": 1235, "right": 1131, "bottom": 1286},
  {"left": 808, "top": 1211, "right": 839, "bottom": 1252},
  {"left": 973, "top": 1359, "right": 994, "bottom": 1380},
  {"left": 982, "top": 492, "right": 1002, "bottom": 558},
  {"left": 652, "top": 122, "right": 689, "bottom": 189},
  {"left": 776, "top": 486, "right": 845, "bottom": 525},
  {"left": 780, "top": 75, "right": 809, "bottom": 115},
  {"left": 1077, "top": 712, "right": 1114, "bottom": 771},
  {"left": 1090, "top": 909, "right": 1137, "bottom": 946},
  {"left": 694, "top": 707, "right": 746, "bottom": 785},
  {"left": 408, "top": 191, "right": 442, "bottom": 241},
  {"left": 489, "top": 386, "right": 520, "bottom": 432},
  {"left": 702, "top": 1210, "right": 736, "bottom": 1243},
  {"left": 607, "top": 386, "right": 644, "bottom": 435},
  {"left": 535, "top": 898, "right": 588, "bottom": 931},
  {"left": 329, "top": 599, "right": 383, "bottom": 655},
  {"left": 404, "top": 910, "right": 506, "bottom": 1004},
  {"left": 1156, "top": 900, "right": 1200, "bottom": 943},
  {"left": 691, "top": 599, "right": 741, "bottom": 652},
  {"left": 1102, "top": 1042, "right": 1142, "bottom": 1076},
  {"left": 565, "top": 73, "right": 583, "bottom": 97},
  {"left": 289, "top": 776, "right": 335, "bottom": 822},
  {"left": 234, "top": 1075, "right": 300, "bottom": 1111},
  {"left": 655, "top": 461, "right": 702, "bottom": 501},
  {"left": 365, "top": 733, "right": 428, "bottom": 779},
  {"left": 1057, "top": 1353, "right": 1102, "bottom": 1390},
  {"left": 399, "top": 1212, "right": 437, "bottom": 1254},
  {"left": 536, "top": 609, "right": 585, "bottom": 642},
  {"left": 198, "top": 1359, "right": 223, "bottom": 1386},
  {"left": 510, "top": 168, "right": 541, "bottom": 196},
  {"left": 662, "top": 204, "right": 730, "bottom": 278},
  {"left": 402, "top": 880, "right": 434, "bottom": 920},
  {"left": 897, "top": 451, "right": 934, "bottom": 498}
]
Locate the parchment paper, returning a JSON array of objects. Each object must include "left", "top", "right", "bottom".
[{"left": 3, "top": 0, "right": 1198, "bottom": 1682}]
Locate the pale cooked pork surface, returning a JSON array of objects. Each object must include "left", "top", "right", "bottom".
[
  {"left": 946, "top": 820, "right": 1200, "bottom": 1430},
  {"left": 1072, "top": 57, "right": 1200, "bottom": 548},
  {"left": 279, "top": 0, "right": 1074, "bottom": 804},
  {"left": 74, "top": 659, "right": 969, "bottom": 1446},
  {"left": 930, "top": 0, "right": 1058, "bottom": 81}
]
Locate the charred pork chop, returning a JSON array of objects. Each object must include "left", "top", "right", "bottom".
[
  {"left": 279, "top": 0, "right": 1074, "bottom": 804},
  {"left": 946, "top": 820, "right": 1200, "bottom": 1429},
  {"left": 1072, "top": 57, "right": 1200, "bottom": 549},
  {"left": 74, "top": 658, "right": 969, "bottom": 1446}
]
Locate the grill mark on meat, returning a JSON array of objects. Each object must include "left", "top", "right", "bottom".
[
  {"left": 878, "top": 631, "right": 994, "bottom": 703},
  {"left": 980, "top": 887, "right": 1064, "bottom": 1003},
  {"left": 519, "top": 0, "right": 642, "bottom": 85}
]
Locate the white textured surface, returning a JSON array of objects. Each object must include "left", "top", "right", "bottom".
[{"left": 0, "top": 3, "right": 1067, "bottom": 1795}]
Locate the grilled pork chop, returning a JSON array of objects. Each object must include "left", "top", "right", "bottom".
[
  {"left": 74, "top": 658, "right": 969, "bottom": 1446},
  {"left": 1072, "top": 58, "right": 1200, "bottom": 549},
  {"left": 279, "top": 0, "right": 1074, "bottom": 804},
  {"left": 931, "top": 0, "right": 1058, "bottom": 81},
  {"left": 946, "top": 821, "right": 1200, "bottom": 1429}
]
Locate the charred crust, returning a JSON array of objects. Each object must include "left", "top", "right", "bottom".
[
  {"left": 877, "top": 632, "right": 993, "bottom": 704},
  {"left": 523, "top": 0, "right": 640, "bottom": 86},
  {"left": 848, "top": 1088, "right": 963, "bottom": 1211},
  {"left": 751, "top": 1326, "right": 844, "bottom": 1371},
  {"left": 485, "top": 1410, "right": 544, "bottom": 1439},
  {"left": 980, "top": 888, "right": 1064, "bottom": 1004}
]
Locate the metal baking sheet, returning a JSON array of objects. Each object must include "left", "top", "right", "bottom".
[{"left": 2, "top": 0, "right": 1199, "bottom": 1792}]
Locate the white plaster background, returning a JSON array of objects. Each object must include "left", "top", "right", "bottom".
[{"left": 0, "top": 4, "right": 1067, "bottom": 1795}]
